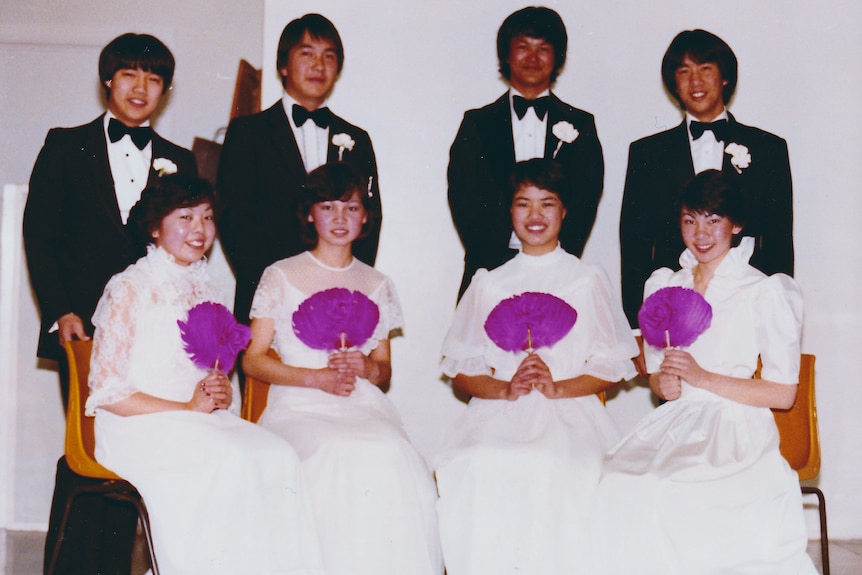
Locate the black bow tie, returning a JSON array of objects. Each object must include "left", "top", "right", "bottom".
[
  {"left": 292, "top": 104, "right": 331, "bottom": 129},
  {"left": 690, "top": 119, "right": 729, "bottom": 142},
  {"left": 513, "top": 95, "right": 549, "bottom": 120},
  {"left": 108, "top": 118, "right": 153, "bottom": 150}
]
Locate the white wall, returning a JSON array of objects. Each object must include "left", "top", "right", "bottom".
[{"left": 2, "top": 0, "right": 860, "bottom": 541}]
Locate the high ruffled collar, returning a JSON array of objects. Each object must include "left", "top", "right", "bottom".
[
  {"left": 679, "top": 236, "right": 755, "bottom": 278},
  {"left": 146, "top": 244, "right": 209, "bottom": 277},
  {"left": 514, "top": 244, "right": 569, "bottom": 266}
]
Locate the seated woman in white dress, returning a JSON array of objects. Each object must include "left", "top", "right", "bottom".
[
  {"left": 87, "top": 175, "right": 323, "bottom": 575},
  {"left": 242, "top": 163, "right": 443, "bottom": 575},
  {"left": 437, "top": 159, "right": 638, "bottom": 575},
  {"left": 594, "top": 170, "right": 816, "bottom": 574}
]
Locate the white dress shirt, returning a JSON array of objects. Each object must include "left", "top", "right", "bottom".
[
  {"left": 687, "top": 109, "right": 729, "bottom": 175},
  {"left": 104, "top": 112, "right": 152, "bottom": 224},
  {"left": 282, "top": 93, "right": 329, "bottom": 173}
]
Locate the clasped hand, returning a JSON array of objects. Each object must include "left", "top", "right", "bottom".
[
  {"left": 188, "top": 370, "right": 232, "bottom": 412},
  {"left": 320, "top": 350, "right": 370, "bottom": 397},
  {"left": 508, "top": 353, "right": 557, "bottom": 399},
  {"left": 655, "top": 348, "right": 708, "bottom": 401}
]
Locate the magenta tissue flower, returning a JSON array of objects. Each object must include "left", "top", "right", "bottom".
[
  {"left": 177, "top": 301, "right": 251, "bottom": 371},
  {"left": 484, "top": 292, "right": 577, "bottom": 352},
  {"left": 292, "top": 288, "right": 380, "bottom": 351},
  {"left": 638, "top": 286, "right": 712, "bottom": 348}
]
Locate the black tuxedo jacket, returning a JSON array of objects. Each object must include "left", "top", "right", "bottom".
[
  {"left": 619, "top": 113, "right": 794, "bottom": 326},
  {"left": 448, "top": 92, "right": 604, "bottom": 298},
  {"left": 23, "top": 115, "right": 197, "bottom": 359},
  {"left": 217, "top": 102, "right": 381, "bottom": 323}
]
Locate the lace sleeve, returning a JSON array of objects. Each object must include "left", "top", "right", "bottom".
[
  {"left": 86, "top": 276, "right": 142, "bottom": 415},
  {"left": 371, "top": 276, "right": 404, "bottom": 338},
  {"left": 249, "top": 264, "right": 290, "bottom": 321}
]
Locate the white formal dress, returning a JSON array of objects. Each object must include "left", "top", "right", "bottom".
[
  {"left": 251, "top": 252, "right": 443, "bottom": 575},
  {"left": 437, "top": 246, "right": 638, "bottom": 575},
  {"left": 593, "top": 237, "right": 817, "bottom": 574},
  {"left": 88, "top": 246, "right": 324, "bottom": 575}
]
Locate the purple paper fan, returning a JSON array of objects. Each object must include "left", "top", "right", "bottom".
[
  {"left": 177, "top": 301, "right": 251, "bottom": 371},
  {"left": 484, "top": 292, "right": 577, "bottom": 353},
  {"left": 638, "top": 286, "right": 712, "bottom": 348},
  {"left": 292, "top": 287, "right": 380, "bottom": 351}
]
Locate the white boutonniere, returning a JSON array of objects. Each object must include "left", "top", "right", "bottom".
[
  {"left": 551, "top": 121, "right": 579, "bottom": 159},
  {"left": 153, "top": 158, "right": 177, "bottom": 176},
  {"left": 724, "top": 143, "right": 751, "bottom": 174},
  {"left": 331, "top": 133, "right": 355, "bottom": 161}
]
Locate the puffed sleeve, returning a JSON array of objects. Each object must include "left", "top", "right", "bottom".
[
  {"left": 642, "top": 267, "right": 677, "bottom": 374},
  {"left": 580, "top": 266, "right": 639, "bottom": 382},
  {"left": 86, "top": 276, "right": 142, "bottom": 414},
  {"left": 440, "top": 270, "right": 494, "bottom": 378},
  {"left": 757, "top": 274, "right": 803, "bottom": 384}
]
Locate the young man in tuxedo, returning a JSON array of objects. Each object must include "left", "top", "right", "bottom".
[
  {"left": 23, "top": 33, "right": 196, "bottom": 574},
  {"left": 218, "top": 13, "right": 381, "bottom": 324},
  {"left": 448, "top": 6, "right": 604, "bottom": 299},
  {"left": 619, "top": 29, "right": 794, "bottom": 337}
]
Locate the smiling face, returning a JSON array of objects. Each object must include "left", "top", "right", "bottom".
[
  {"left": 507, "top": 35, "right": 555, "bottom": 98},
  {"left": 152, "top": 202, "right": 215, "bottom": 266},
  {"left": 680, "top": 208, "right": 742, "bottom": 271},
  {"left": 106, "top": 68, "right": 164, "bottom": 127},
  {"left": 281, "top": 31, "right": 339, "bottom": 111},
  {"left": 308, "top": 190, "right": 367, "bottom": 248},
  {"left": 674, "top": 55, "right": 727, "bottom": 121},
  {"left": 511, "top": 184, "right": 566, "bottom": 256}
]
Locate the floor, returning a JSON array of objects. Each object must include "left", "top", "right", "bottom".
[{"left": 1, "top": 530, "right": 860, "bottom": 574}]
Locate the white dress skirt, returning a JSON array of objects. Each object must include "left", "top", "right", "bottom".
[
  {"left": 437, "top": 246, "right": 638, "bottom": 575},
  {"left": 88, "top": 247, "right": 324, "bottom": 575},
  {"left": 251, "top": 252, "right": 444, "bottom": 575},
  {"left": 593, "top": 238, "right": 817, "bottom": 575}
]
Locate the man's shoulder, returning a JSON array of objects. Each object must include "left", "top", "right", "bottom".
[
  {"left": 461, "top": 93, "right": 509, "bottom": 119},
  {"left": 42, "top": 116, "right": 103, "bottom": 145},
  {"left": 729, "top": 116, "right": 788, "bottom": 147},
  {"left": 550, "top": 93, "right": 595, "bottom": 123},
  {"left": 629, "top": 122, "right": 685, "bottom": 149}
]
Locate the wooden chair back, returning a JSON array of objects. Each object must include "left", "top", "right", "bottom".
[
  {"left": 240, "top": 349, "right": 276, "bottom": 423},
  {"left": 769, "top": 354, "right": 820, "bottom": 479}
]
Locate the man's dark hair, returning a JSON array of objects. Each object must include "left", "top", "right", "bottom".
[
  {"left": 497, "top": 6, "right": 568, "bottom": 83},
  {"left": 661, "top": 29, "right": 738, "bottom": 108},
  {"left": 99, "top": 33, "right": 175, "bottom": 96}
]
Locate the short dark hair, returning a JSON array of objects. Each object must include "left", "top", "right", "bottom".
[
  {"left": 298, "top": 163, "right": 379, "bottom": 247},
  {"left": 99, "top": 33, "right": 175, "bottom": 96},
  {"left": 661, "top": 29, "right": 738, "bottom": 108},
  {"left": 680, "top": 169, "right": 746, "bottom": 233},
  {"left": 277, "top": 13, "right": 344, "bottom": 84},
  {"left": 509, "top": 158, "right": 570, "bottom": 209},
  {"left": 497, "top": 6, "right": 567, "bottom": 83},
  {"left": 128, "top": 174, "right": 220, "bottom": 256}
]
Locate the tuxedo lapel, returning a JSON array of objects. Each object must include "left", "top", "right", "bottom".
[
  {"left": 265, "top": 104, "right": 306, "bottom": 175},
  {"left": 83, "top": 118, "right": 125, "bottom": 233},
  {"left": 544, "top": 94, "right": 573, "bottom": 158},
  {"left": 478, "top": 94, "right": 516, "bottom": 186},
  {"left": 670, "top": 121, "right": 696, "bottom": 179}
]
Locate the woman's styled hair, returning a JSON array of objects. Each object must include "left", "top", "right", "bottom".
[
  {"left": 298, "top": 163, "right": 379, "bottom": 246},
  {"left": 508, "top": 158, "right": 570, "bottom": 209},
  {"left": 661, "top": 29, "right": 738, "bottom": 108},
  {"left": 497, "top": 6, "right": 568, "bottom": 83},
  {"left": 680, "top": 169, "right": 746, "bottom": 237},
  {"left": 128, "top": 174, "right": 220, "bottom": 255},
  {"left": 277, "top": 13, "right": 344, "bottom": 83},
  {"left": 98, "top": 33, "right": 175, "bottom": 96}
]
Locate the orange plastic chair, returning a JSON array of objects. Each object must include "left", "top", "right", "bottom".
[
  {"left": 46, "top": 340, "right": 160, "bottom": 575},
  {"left": 240, "top": 348, "right": 277, "bottom": 423},
  {"left": 769, "top": 354, "right": 829, "bottom": 575}
]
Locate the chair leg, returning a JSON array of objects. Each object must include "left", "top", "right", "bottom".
[
  {"left": 108, "top": 491, "right": 160, "bottom": 575},
  {"left": 802, "top": 486, "right": 829, "bottom": 575}
]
